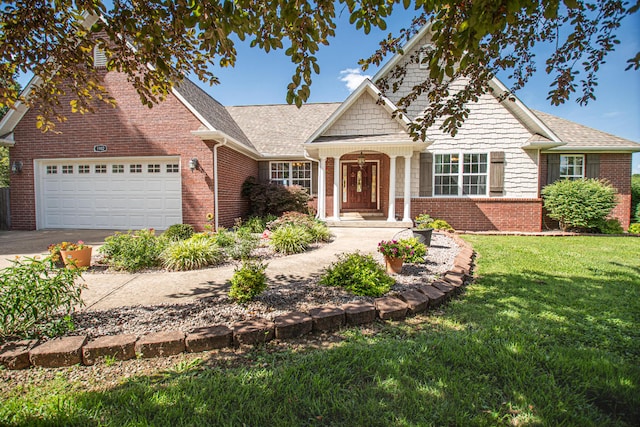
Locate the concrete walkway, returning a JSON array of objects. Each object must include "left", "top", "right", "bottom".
[{"left": 0, "top": 227, "right": 409, "bottom": 311}]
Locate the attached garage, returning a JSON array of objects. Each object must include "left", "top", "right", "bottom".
[{"left": 35, "top": 157, "right": 182, "bottom": 230}]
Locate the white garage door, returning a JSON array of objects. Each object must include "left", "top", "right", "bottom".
[{"left": 36, "top": 157, "right": 183, "bottom": 230}]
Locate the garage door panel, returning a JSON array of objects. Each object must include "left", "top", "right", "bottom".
[{"left": 39, "top": 158, "right": 183, "bottom": 230}]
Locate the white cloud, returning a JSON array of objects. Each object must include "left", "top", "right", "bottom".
[
  {"left": 603, "top": 111, "right": 622, "bottom": 118},
  {"left": 339, "top": 68, "right": 371, "bottom": 92}
]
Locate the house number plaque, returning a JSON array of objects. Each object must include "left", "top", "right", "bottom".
[{"left": 93, "top": 145, "right": 108, "bottom": 153}]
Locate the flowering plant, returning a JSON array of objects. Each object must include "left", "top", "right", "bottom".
[
  {"left": 377, "top": 239, "right": 414, "bottom": 259},
  {"left": 48, "top": 240, "right": 90, "bottom": 263}
]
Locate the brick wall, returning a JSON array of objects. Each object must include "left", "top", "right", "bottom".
[
  {"left": 406, "top": 198, "right": 543, "bottom": 231},
  {"left": 215, "top": 145, "right": 258, "bottom": 229},
  {"left": 9, "top": 71, "right": 221, "bottom": 230}
]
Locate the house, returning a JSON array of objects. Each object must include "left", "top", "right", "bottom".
[{"left": 1, "top": 23, "right": 638, "bottom": 232}]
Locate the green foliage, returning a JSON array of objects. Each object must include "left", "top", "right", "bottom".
[
  {"left": 377, "top": 239, "right": 414, "bottom": 258},
  {"left": 270, "top": 224, "right": 313, "bottom": 254},
  {"left": 227, "top": 230, "right": 260, "bottom": 261},
  {"left": 162, "top": 224, "right": 195, "bottom": 241},
  {"left": 400, "top": 237, "right": 427, "bottom": 263},
  {"left": 160, "top": 235, "right": 224, "bottom": 271},
  {"left": 99, "top": 229, "right": 168, "bottom": 272},
  {"left": 542, "top": 179, "right": 618, "bottom": 231},
  {"left": 320, "top": 252, "right": 394, "bottom": 297},
  {"left": 235, "top": 216, "right": 276, "bottom": 234},
  {"left": 242, "top": 177, "right": 310, "bottom": 217},
  {"left": 211, "top": 228, "right": 235, "bottom": 247},
  {"left": 628, "top": 223, "right": 640, "bottom": 234},
  {"left": 267, "top": 211, "right": 316, "bottom": 230},
  {"left": 229, "top": 260, "right": 268, "bottom": 303},
  {"left": 0, "top": 256, "right": 84, "bottom": 339},
  {"left": 308, "top": 221, "right": 332, "bottom": 243},
  {"left": 631, "top": 175, "right": 640, "bottom": 221},
  {"left": 0, "top": 146, "right": 9, "bottom": 187},
  {"left": 430, "top": 219, "right": 454, "bottom": 231},
  {"left": 598, "top": 218, "right": 624, "bottom": 234}
]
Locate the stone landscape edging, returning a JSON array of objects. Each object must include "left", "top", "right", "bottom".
[{"left": 0, "top": 234, "right": 475, "bottom": 371}]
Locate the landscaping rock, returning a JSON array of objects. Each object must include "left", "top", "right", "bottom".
[
  {"left": 135, "top": 330, "right": 185, "bottom": 359},
  {"left": 30, "top": 336, "right": 87, "bottom": 368},
  {"left": 432, "top": 280, "right": 456, "bottom": 296},
  {"left": 375, "top": 297, "right": 408, "bottom": 321},
  {"left": 233, "top": 319, "right": 275, "bottom": 345},
  {"left": 308, "top": 306, "right": 345, "bottom": 331},
  {"left": 82, "top": 334, "right": 137, "bottom": 365},
  {"left": 450, "top": 265, "right": 470, "bottom": 275},
  {"left": 416, "top": 285, "right": 446, "bottom": 306},
  {"left": 275, "top": 311, "right": 313, "bottom": 339},
  {"left": 342, "top": 301, "right": 376, "bottom": 326},
  {"left": 186, "top": 326, "right": 233, "bottom": 353},
  {"left": 443, "top": 272, "right": 465, "bottom": 287},
  {"left": 397, "top": 289, "right": 429, "bottom": 314},
  {"left": 0, "top": 340, "right": 37, "bottom": 370}
]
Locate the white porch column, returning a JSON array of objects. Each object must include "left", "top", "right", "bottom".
[
  {"left": 332, "top": 157, "right": 341, "bottom": 220},
  {"left": 402, "top": 154, "right": 412, "bottom": 222},
  {"left": 387, "top": 155, "right": 397, "bottom": 222},
  {"left": 317, "top": 157, "right": 326, "bottom": 220}
]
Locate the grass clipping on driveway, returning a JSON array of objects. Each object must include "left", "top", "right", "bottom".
[{"left": 2, "top": 236, "right": 639, "bottom": 426}]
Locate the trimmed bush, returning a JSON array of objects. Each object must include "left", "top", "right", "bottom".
[
  {"left": 598, "top": 218, "right": 624, "bottom": 234},
  {"left": 430, "top": 219, "right": 454, "bottom": 231},
  {"left": 270, "top": 224, "right": 313, "bottom": 254},
  {"left": 229, "top": 260, "right": 268, "bottom": 303},
  {"left": 635, "top": 203, "right": 640, "bottom": 223},
  {"left": 628, "top": 223, "right": 640, "bottom": 235},
  {"left": 242, "top": 177, "right": 310, "bottom": 216},
  {"left": 0, "top": 257, "right": 84, "bottom": 339},
  {"left": 320, "top": 252, "right": 394, "bottom": 297},
  {"left": 99, "top": 229, "right": 168, "bottom": 272},
  {"left": 160, "top": 235, "right": 224, "bottom": 271},
  {"left": 163, "top": 224, "right": 195, "bottom": 241},
  {"left": 632, "top": 174, "right": 640, "bottom": 221},
  {"left": 542, "top": 178, "right": 617, "bottom": 231},
  {"left": 400, "top": 237, "right": 428, "bottom": 263}
]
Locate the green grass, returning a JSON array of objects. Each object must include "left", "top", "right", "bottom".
[{"left": 2, "top": 236, "right": 639, "bottom": 426}]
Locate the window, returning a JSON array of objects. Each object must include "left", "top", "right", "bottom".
[
  {"left": 166, "top": 164, "right": 179, "bottom": 173},
  {"left": 270, "top": 161, "right": 312, "bottom": 192},
  {"left": 95, "top": 165, "right": 107, "bottom": 174},
  {"left": 559, "top": 155, "right": 584, "bottom": 180},
  {"left": 46, "top": 165, "right": 57, "bottom": 174},
  {"left": 62, "top": 165, "right": 73, "bottom": 174},
  {"left": 434, "top": 153, "right": 488, "bottom": 196},
  {"left": 130, "top": 164, "right": 142, "bottom": 173},
  {"left": 78, "top": 165, "right": 90, "bottom": 174},
  {"left": 148, "top": 164, "right": 161, "bottom": 173},
  {"left": 112, "top": 164, "right": 124, "bottom": 173}
]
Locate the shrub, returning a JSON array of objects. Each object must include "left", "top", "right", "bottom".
[
  {"left": 227, "top": 231, "right": 260, "bottom": 260},
  {"left": 241, "top": 176, "right": 310, "bottom": 216},
  {"left": 430, "top": 219, "right": 454, "bottom": 231},
  {"left": 400, "top": 237, "right": 428, "bottom": 263},
  {"left": 163, "top": 224, "right": 195, "bottom": 241},
  {"left": 270, "top": 224, "right": 313, "bottom": 254},
  {"left": 267, "top": 211, "right": 316, "bottom": 230},
  {"left": 320, "top": 252, "right": 394, "bottom": 297},
  {"left": 99, "top": 229, "right": 168, "bottom": 272},
  {"left": 211, "top": 228, "right": 235, "bottom": 247},
  {"left": 636, "top": 202, "right": 640, "bottom": 223},
  {"left": 308, "top": 221, "right": 332, "bottom": 243},
  {"left": 160, "top": 236, "right": 224, "bottom": 271},
  {"left": 0, "top": 257, "right": 85, "bottom": 339},
  {"left": 627, "top": 223, "right": 640, "bottom": 235},
  {"left": 598, "top": 218, "right": 624, "bottom": 234},
  {"left": 235, "top": 216, "right": 274, "bottom": 234},
  {"left": 632, "top": 174, "right": 640, "bottom": 221},
  {"left": 542, "top": 178, "right": 617, "bottom": 231},
  {"left": 229, "top": 260, "right": 268, "bottom": 303}
]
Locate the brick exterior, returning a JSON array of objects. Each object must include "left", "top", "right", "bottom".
[
  {"left": 8, "top": 71, "right": 256, "bottom": 230},
  {"left": 215, "top": 145, "right": 258, "bottom": 228}
]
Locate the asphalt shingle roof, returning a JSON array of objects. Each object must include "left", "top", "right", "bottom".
[{"left": 226, "top": 103, "right": 340, "bottom": 156}]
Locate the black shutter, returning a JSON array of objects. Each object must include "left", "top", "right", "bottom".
[
  {"left": 419, "top": 152, "right": 433, "bottom": 197},
  {"left": 547, "top": 154, "right": 560, "bottom": 184},
  {"left": 258, "top": 161, "right": 270, "bottom": 183},
  {"left": 489, "top": 151, "right": 505, "bottom": 196},
  {"left": 585, "top": 154, "right": 600, "bottom": 178}
]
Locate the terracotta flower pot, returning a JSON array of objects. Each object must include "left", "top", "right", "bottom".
[
  {"left": 384, "top": 255, "right": 403, "bottom": 274},
  {"left": 60, "top": 247, "right": 92, "bottom": 269}
]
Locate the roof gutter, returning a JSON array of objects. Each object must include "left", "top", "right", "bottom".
[
  {"left": 542, "top": 146, "right": 640, "bottom": 153},
  {"left": 0, "top": 137, "right": 15, "bottom": 147},
  {"left": 191, "top": 129, "right": 261, "bottom": 160}
]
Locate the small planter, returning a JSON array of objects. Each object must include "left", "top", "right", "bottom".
[
  {"left": 412, "top": 227, "right": 433, "bottom": 247},
  {"left": 60, "top": 247, "right": 92, "bottom": 269},
  {"left": 384, "top": 256, "right": 403, "bottom": 274}
]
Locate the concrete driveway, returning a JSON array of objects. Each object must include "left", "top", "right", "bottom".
[{"left": 0, "top": 227, "right": 409, "bottom": 312}]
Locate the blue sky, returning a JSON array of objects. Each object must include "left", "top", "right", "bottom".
[{"left": 199, "top": 7, "right": 640, "bottom": 173}]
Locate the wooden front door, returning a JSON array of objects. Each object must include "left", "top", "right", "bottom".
[{"left": 342, "top": 162, "right": 378, "bottom": 210}]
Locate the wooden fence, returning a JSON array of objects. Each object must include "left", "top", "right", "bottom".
[{"left": 0, "top": 187, "right": 9, "bottom": 230}]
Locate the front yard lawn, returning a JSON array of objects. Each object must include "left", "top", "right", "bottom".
[{"left": 1, "top": 235, "right": 638, "bottom": 426}]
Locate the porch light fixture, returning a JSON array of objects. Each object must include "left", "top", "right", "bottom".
[
  {"left": 188, "top": 158, "right": 198, "bottom": 172},
  {"left": 357, "top": 151, "right": 366, "bottom": 169},
  {"left": 11, "top": 161, "right": 23, "bottom": 174}
]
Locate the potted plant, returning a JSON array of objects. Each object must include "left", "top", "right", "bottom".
[
  {"left": 377, "top": 239, "right": 414, "bottom": 274},
  {"left": 48, "top": 240, "right": 92, "bottom": 269},
  {"left": 412, "top": 213, "right": 434, "bottom": 246}
]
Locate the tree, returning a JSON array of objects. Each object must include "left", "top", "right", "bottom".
[
  {"left": 0, "top": 0, "right": 637, "bottom": 136},
  {"left": 0, "top": 79, "right": 20, "bottom": 187}
]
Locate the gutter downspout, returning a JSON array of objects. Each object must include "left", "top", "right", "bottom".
[
  {"left": 304, "top": 149, "right": 321, "bottom": 219},
  {"left": 213, "top": 138, "right": 228, "bottom": 231}
]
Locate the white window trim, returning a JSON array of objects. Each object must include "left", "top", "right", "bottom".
[
  {"left": 559, "top": 154, "right": 585, "bottom": 180},
  {"left": 269, "top": 161, "right": 313, "bottom": 193},
  {"left": 432, "top": 151, "right": 490, "bottom": 197}
]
